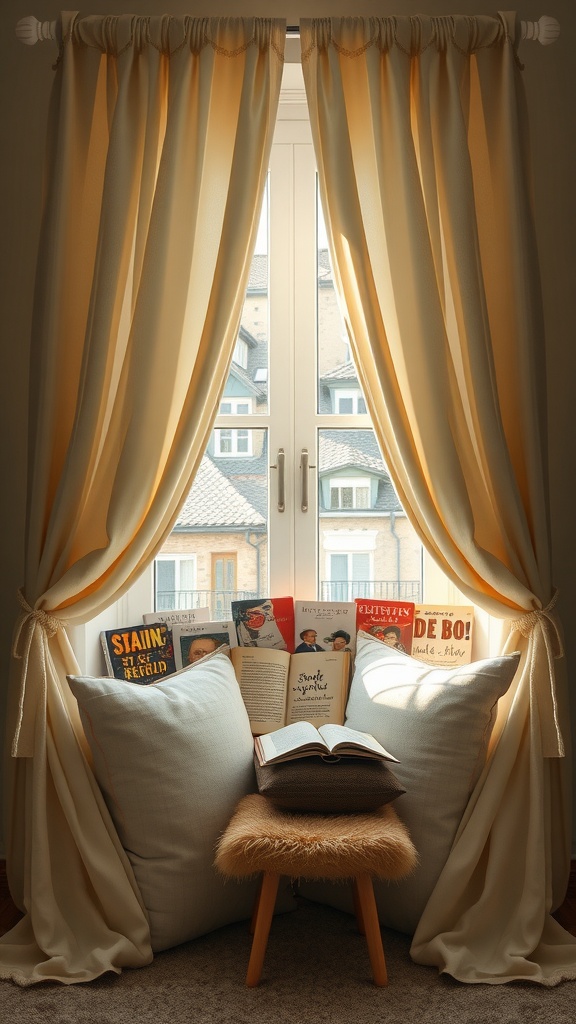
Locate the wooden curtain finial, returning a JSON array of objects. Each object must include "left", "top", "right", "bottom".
[
  {"left": 521, "top": 15, "right": 560, "bottom": 45},
  {"left": 15, "top": 15, "right": 56, "bottom": 45}
]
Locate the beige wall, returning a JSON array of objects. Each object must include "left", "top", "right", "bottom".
[
  {"left": 160, "top": 514, "right": 420, "bottom": 610},
  {"left": 160, "top": 531, "right": 268, "bottom": 602},
  {"left": 1, "top": 0, "right": 574, "bottom": 856}
]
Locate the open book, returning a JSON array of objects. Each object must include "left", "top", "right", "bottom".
[
  {"left": 230, "top": 646, "right": 351, "bottom": 735},
  {"left": 255, "top": 721, "right": 399, "bottom": 766}
]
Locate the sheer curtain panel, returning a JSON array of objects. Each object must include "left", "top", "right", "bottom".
[
  {"left": 2, "top": 13, "right": 284, "bottom": 985},
  {"left": 301, "top": 13, "right": 575, "bottom": 985}
]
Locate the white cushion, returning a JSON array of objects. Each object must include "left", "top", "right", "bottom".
[
  {"left": 301, "top": 633, "right": 519, "bottom": 934},
  {"left": 68, "top": 652, "right": 264, "bottom": 952}
]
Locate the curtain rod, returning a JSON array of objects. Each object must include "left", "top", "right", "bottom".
[{"left": 16, "top": 14, "right": 560, "bottom": 46}]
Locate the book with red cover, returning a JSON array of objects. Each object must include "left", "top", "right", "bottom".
[
  {"left": 354, "top": 598, "right": 415, "bottom": 655},
  {"left": 231, "top": 596, "right": 295, "bottom": 653}
]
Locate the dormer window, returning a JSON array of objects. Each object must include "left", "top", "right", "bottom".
[
  {"left": 215, "top": 428, "right": 251, "bottom": 456},
  {"left": 334, "top": 389, "right": 367, "bottom": 415},
  {"left": 233, "top": 337, "right": 249, "bottom": 369},
  {"left": 215, "top": 398, "right": 253, "bottom": 456},
  {"left": 329, "top": 476, "right": 371, "bottom": 510}
]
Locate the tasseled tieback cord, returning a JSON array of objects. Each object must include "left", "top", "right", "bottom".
[
  {"left": 10, "top": 588, "right": 67, "bottom": 757},
  {"left": 509, "top": 588, "right": 565, "bottom": 758}
]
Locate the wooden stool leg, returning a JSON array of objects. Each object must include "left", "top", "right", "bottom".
[
  {"left": 250, "top": 874, "right": 264, "bottom": 934},
  {"left": 353, "top": 879, "right": 366, "bottom": 935},
  {"left": 246, "top": 871, "right": 280, "bottom": 987},
  {"left": 353, "top": 874, "right": 388, "bottom": 987}
]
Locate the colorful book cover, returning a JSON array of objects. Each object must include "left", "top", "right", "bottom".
[
  {"left": 412, "top": 605, "right": 475, "bottom": 667},
  {"left": 354, "top": 598, "right": 415, "bottom": 654},
  {"left": 172, "top": 620, "right": 237, "bottom": 669},
  {"left": 231, "top": 596, "right": 295, "bottom": 653},
  {"left": 142, "top": 607, "right": 210, "bottom": 626},
  {"left": 100, "top": 622, "right": 176, "bottom": 683},
  {"left": 294, "top": 600, "right": 357, "bottom": 657}
]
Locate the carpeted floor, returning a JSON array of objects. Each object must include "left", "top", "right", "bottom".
[{"left": 1, "top": 898, "right": 575, "bottom": 1024}]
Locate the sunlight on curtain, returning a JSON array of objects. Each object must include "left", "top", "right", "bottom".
[
  {"left": 301, "top": 13, "right": 575, "bottom": 985},
  {"left": 2, "top": 13, "right": 284, "bottom": 984}
]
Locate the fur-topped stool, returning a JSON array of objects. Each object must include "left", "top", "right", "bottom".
[{"left": 214, "top": 793, "right": 417, "bottom": 987}]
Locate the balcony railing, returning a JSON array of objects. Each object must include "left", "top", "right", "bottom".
[
  {"left": 156, "top": 589, "right": 258, "bottom": 619},
  {"left": 156, "top": 581, "right": 421, "bottom": 619},
  {"left": 319, "top": 580, "right": 421, "bottom": 603}
]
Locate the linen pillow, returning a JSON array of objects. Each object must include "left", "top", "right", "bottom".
[
  {"left": 300, "top": 633, "right": 520, "bottom": 934},
  {"left": 68, "top": 651, "right": 284, "bottom": 952}
]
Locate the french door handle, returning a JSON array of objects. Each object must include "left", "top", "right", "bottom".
[
  {"left": 271, "top": 448, "right": 285, "bottom": 512},
  {"left": 300, "top": 448, "right": 316, "bottom": 513}
]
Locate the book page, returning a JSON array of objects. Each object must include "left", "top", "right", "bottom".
[
  {"left": 256, "top": 721, "right": 326, "bottom": 764},
  {"left": 230, "top": 647, "right": 290, "bottom": 734},
  {"left": 317, "top": 723, "right": 399, "bottom": 762},
  {"left": 285, "top": 651, "right": 350, "bottom": 729}
]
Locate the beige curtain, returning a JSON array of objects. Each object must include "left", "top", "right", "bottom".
[
  {"left": 1, "top": 13, "right": 284, "bottom": 985},
  {"left": 301, "top": 14, "right": 575, "bottom": 984}
]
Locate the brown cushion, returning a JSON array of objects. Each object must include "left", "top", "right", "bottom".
[{"left": 253, "top": 753, "right": 406, "bottom": 813}]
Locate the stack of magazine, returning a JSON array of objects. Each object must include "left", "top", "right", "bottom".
[{"left": 99, "top": 596, "right": 475, "bottom": 731}]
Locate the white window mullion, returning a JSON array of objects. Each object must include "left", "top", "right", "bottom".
[
  {"left": 267, "top": 137, "right": 297, "bottom": 596},
  {"left": 292, "top": 137, "right": 319, "bottom": 599}
]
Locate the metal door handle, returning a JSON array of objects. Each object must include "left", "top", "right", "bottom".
[
  {"left": 300, "top": 448, "right": 315, "bottom": 512},
  {"left": 271, "top": 448, "right": 285, "bottom": 512}
]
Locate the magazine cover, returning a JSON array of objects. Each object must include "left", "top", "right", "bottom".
[
  {"left": 142, "top": 607, "right": 210, "bottom": 626},
  {"left": 293, "top": 600, "right": 357, "bottom": 657},
  {"left": 412, "top": 605, "right": 475, "bottom": 667},
  {"left": 354, "top": 598, "right": 415, "bottom": 655},
  {"left": 231, "top": 596, "right": 295, "bottom": 652},
  {"left": 172, "top": 620, "right": 237, "bottom": 669},
  {"left": 100, "top": 622, "right": 176, "bottom": 683}
]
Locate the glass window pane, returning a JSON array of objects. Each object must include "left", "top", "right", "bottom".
[
  {"left": 155, "top": 560, "right": 175, "bottom": 610},
  {"left": 352, "top": 552, "right": 371, "bottom": 581},
  {"left": 317, "top": 192, "right": 367, "bottom": 417},
  {"left": 155, "top": 429, "right": 268, "bottom": 618},
  {"left": 318, "top": 428, "right": 423, "bottom": 603},
  {"left": 330, "top": 553, "right": 348, "bottom": 581},
  {"left": 179, "top": 559, "right": 196, "bottom": 590},
  {"left": 221, "top": 177, "right": 269, "bottom": 415}
]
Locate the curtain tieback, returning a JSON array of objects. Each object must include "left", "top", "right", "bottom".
[
  {"left": 11, "top": 588, "right": 66, "bottom": 758},
  {"left": 509, "top": 589, "right": 565, "bottom": 758}
]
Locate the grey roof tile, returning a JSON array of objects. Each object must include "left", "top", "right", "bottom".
[
  {"left": 318, "top": 430, "right": 385, "bottom": 473},
  {"left": 321, "top": 360, "right": 359, "bottom": 382},
  {"left": 176, "top": 456, "right": 265, "bottom": 529},
  {"left": 247, "top": 250, "right": 333, "bottom": 291}
]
